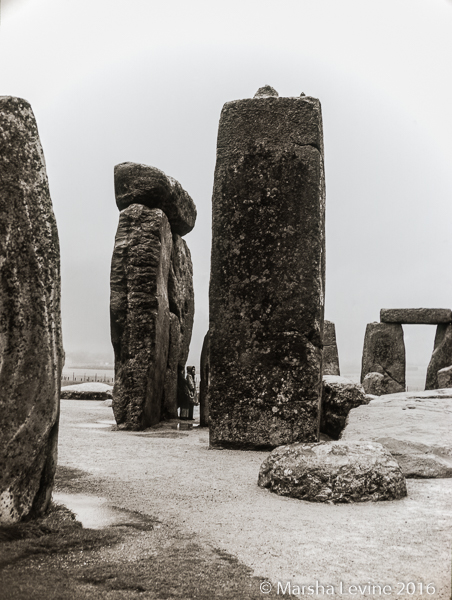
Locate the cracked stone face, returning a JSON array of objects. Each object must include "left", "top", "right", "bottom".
[
  {"left": 209, "top": 91, "right": 325, "bottom": 449},
  {"left": 360, "top": 322, "right": 405, "bottom": 394}
]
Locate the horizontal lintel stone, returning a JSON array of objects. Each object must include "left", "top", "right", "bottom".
[{"left": 380, "top": 308, "right": 452, "bottom": 325}]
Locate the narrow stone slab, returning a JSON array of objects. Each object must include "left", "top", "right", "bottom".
[
  {"left": 341, "top": 389, "right": 452, "bottom": 478},
  {"left": 323, "top": 320, "right": 340, "bottom": 376},
  {"left": 258, "top": 441, "right": 407, "bottom": 503},
  {"left": 0, "top": 97, "right": 63, "bottom": 523},
  {"left": 114, "top": 162, "right": 197, "bottom": 236},
  {"left": 209, "top": 89, "right": 325, "bottom": 449},
  {"left": 199, "top": 330, "right": 211, "bottom": 427},
  {"left": 110, "top": 205, "right": 172, "bottom": 430},
  {"left": 381, "top": 308, "right": 451, "bottom": 324}
]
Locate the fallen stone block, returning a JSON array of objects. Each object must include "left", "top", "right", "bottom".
[
  {"left": 320, "top": 376, "right": 368, "bottom": 439},
  {"left": 114, "top": 162, "right": 196, "bottom": 236},
  {"left": 341, "top": 389, "right": 452, "bottom": 478},
  {"left": 380, "top": 308, "right": 451, "bottom": 324},
  {"left": 437, "top": 365, "right": 452, "bottom": 389},
  {"left": 258, "top": 441, "right": 407, "bottom": 503},
  {"left": 60, "top": 383, "right": 113, "bottom": 400},
  {"left": 362, "top": 372, "right": 385, "bottom": 396}
]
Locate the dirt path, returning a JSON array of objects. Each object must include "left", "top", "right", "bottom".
[{"left": 57, "top": 400, "right": 452, "bottom": 599}]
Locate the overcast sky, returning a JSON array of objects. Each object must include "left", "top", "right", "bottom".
[{"left": 1, "top": 0, "right": 452, "bottom": 381}]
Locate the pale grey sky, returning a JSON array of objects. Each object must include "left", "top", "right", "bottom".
[{"left": 1, "top": 0, "right": 452, "bottom": 380}]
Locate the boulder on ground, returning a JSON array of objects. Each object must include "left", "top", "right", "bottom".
[
  {"left": 341, "top": 389, "right": 452, "bottom": 478},
  {"left": 322, "top": 320, "right": 340, "bottom": 376},
  {"left": 361, "top": 322, "right": 405, "bottom": 394},
  {"left": 60, "top": 383, "right": 113, "bottom": 400},
  {"left": 320, "top": 376, "right": 368, "bottom": 439},
  {"left": 425, "top": 324, "right": 452, "bottom": 390},
  {"left": 437, "top": 365, "right": 452, "bottom": 389},
  {"left": 362, "top": 372, "right": 385, "bottom": 396},
  {"left": 114, "top": 163, "right": 196, "bottom": 236},
  {"left": 258, "top": 441, "right": 407, "bottom": 503},
  {"left": 0, "top": 97, "right": 64, "bottom": 523}
]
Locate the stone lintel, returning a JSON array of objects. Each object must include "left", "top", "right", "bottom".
[{"left": 381, "top": 308, "right": 451, "bottom": 325}]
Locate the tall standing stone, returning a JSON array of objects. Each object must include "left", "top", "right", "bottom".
[
  {"left": 322, "top": 320, "right": 340, "bottom": 376},
  {"left": 209, "top": 87, "right": 326, "bottom": 448},
  {"left": 199, "top": 330, "right": 211, "bottom": 427},
  {"left": 0, "top": 97, "right": 63, "bottom": 523},
  {"left": 425, "top": 323, "right": 452, "bottom": 390},
  {"left": 110, "top": 205, "right": 172, "bottom": 429},
  {"left": 361, "top": 322, "right": 405, "bottom": 394}
]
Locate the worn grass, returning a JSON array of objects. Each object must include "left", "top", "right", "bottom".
[{"left": 0, "top": 468, "right": 278, "bottom": 600}]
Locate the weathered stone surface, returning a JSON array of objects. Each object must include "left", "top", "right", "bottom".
[
  {"left": 60, "top": 383, "right": 113, "bottom": 400},
  {"left": 320, "top": 376, "right": 368, "bottom": 439},
  {"left": 0, "top": 97, "right": 63, "bottom": 523},
  {"left": 114, "top": 162, "right": 196, "bottom": 236},
  {"left": 362, "top": 372, "right": 385, "bottom": 396},
  {"left": 258, "top": 441, "right": 406, "bottom": 503},
  {"left": 381, "top": 308, "right": 451, "bottom": 324},
  {"left": 322, "top": 320, "right": 340, "bottom": 376},
  {"left": 168, "top": 234, "right": 194, "bottom": 368},
  {"left": 199, "top": 331, "right": 211, "bottom": 427},
  {"left": 162, "top": 313, "right": 181, "bottom": 419},
  {"left": 361, "top": 322, "right": 405, "bottom": 394},
  {"left": 425, "top": 323, "right": 452, "bottom": 390},
  {"left": 253, "top": 85, "right": 279, "bottom": 98},
  {"left": 438, "top": 365, "right": 452, "bottom": 389},
  {"left": 209, "top": 90, "right": 325, "bottom": 449},
  {"left": 110, "top": 205, "right": 172, "bottom": 430},
  {"left": 341, "top": 389, "right": 452, "bottom": 478}
]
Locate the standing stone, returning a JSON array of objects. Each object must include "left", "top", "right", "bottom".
[
  {"left": 425, "top": 323, "right": 452, "bottom": 390},
  {"left": 0, "top": 97, "right": 63, "bottom": 523},
  {"left": 199, "top": 331, "right": 211, "bottom": 427},
  {"left": 168, "top": 234, "right": 194, "bottom": 369},
  {"left": 162, "top": 313, "right": 181, "bottom": 419},
  {"left": 361, "top": 322, "right": 405, "bottom": 394},
  {"left": 114, "top": 163, "right": 197, "bottom": 236},
  {"left": 437, "top": 365, "right": 452, "bottom": 389},
  {"left": 323, "top": 320, "right": 340, "bottom": 376},
  {"left": 209, "top": 88, "right": 325, "bottom": 448},
  {"left": 110, "top": 205, "right": 172, "bottom": 429}
]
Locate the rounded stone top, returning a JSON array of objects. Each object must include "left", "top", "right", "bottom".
[{"left": 253, "top": 85, "right": 279, "bottom": 99}]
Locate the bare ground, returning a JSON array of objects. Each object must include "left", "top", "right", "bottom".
[{"left": 2, "top": 399, "right": 451, "bottom": 599}]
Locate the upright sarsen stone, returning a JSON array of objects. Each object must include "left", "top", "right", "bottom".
[
  {"left": 209, "top": 89, "right": 326, "bottom": 448},
  {"left": 110, "top": 205, "right": 172, "bottom": 429},
  {"left": 323, "top": 320, "right": 340, "bottom": 376},
  {"left": 0, "top": 97, "right": 63, "bottom": 523},
  {"left": 361, "top": 322, "right": 405, "bottom": 394},
  {"left": 425, "top": 324, "right": 452, "bottom": 390}
]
